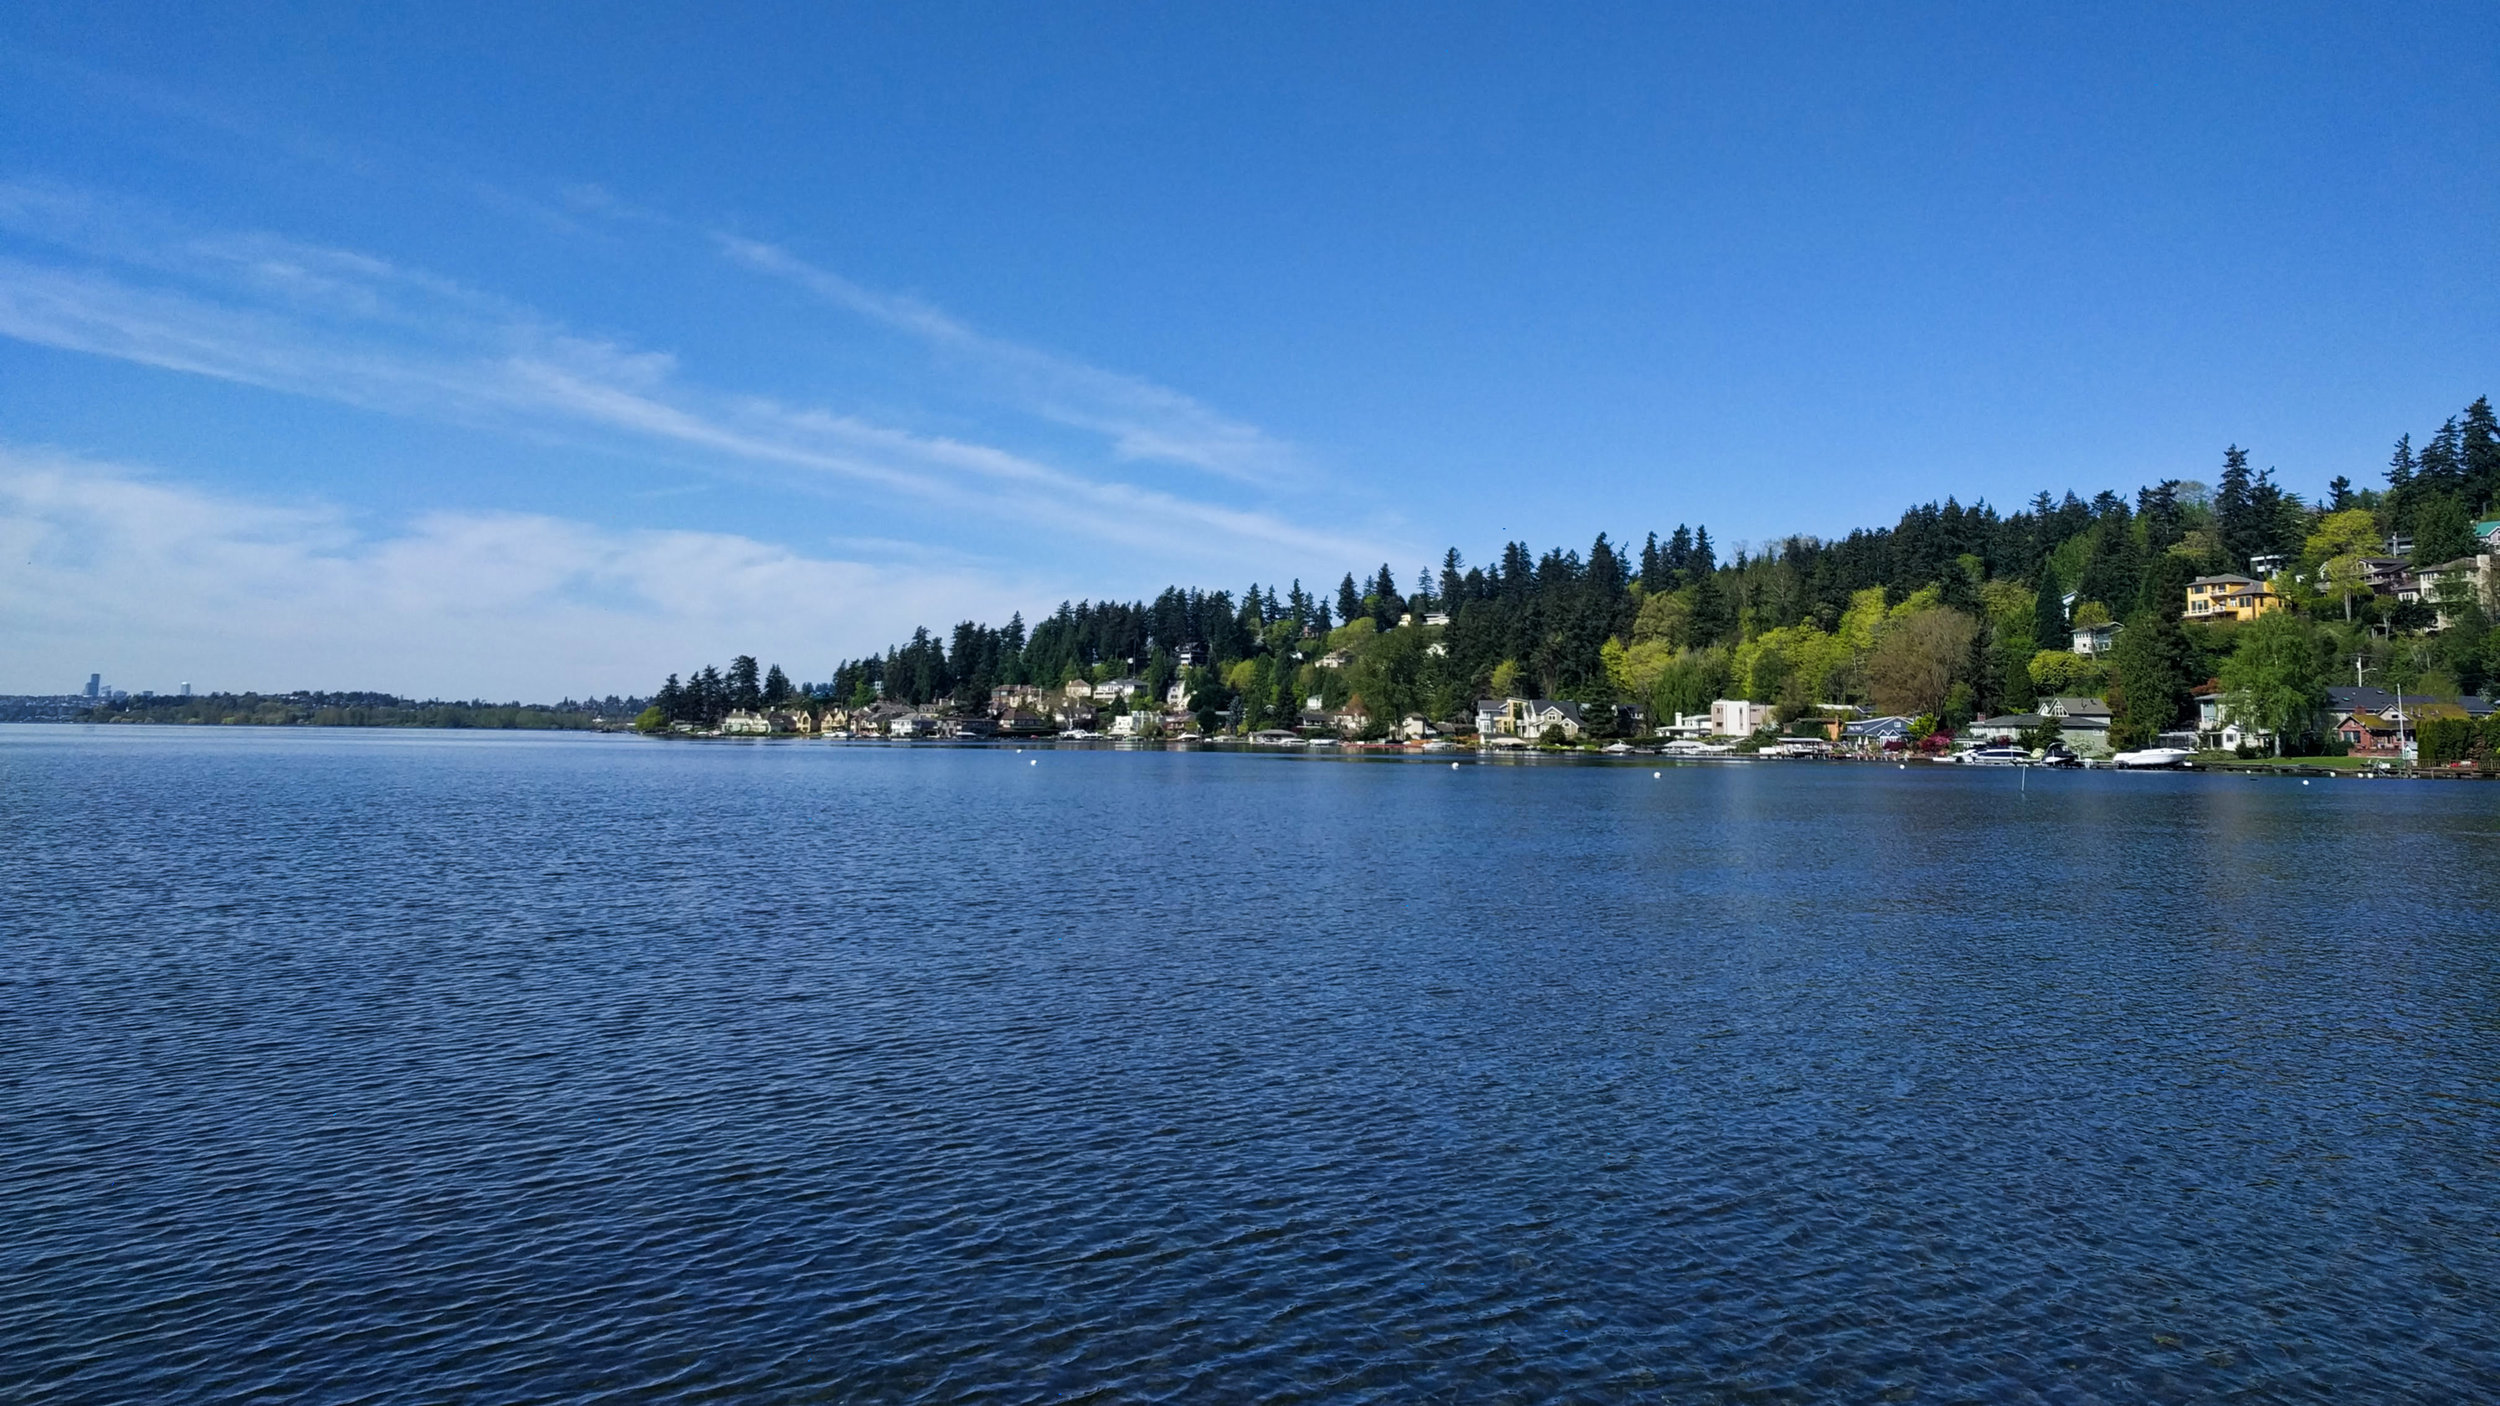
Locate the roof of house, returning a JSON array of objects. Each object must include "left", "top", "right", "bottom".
[
  {"left": 2189, "top": 574, "right": 2261, "bottom": 587},
  {"left": 2044, "top": 696, "right": 2111, "bottom": 717},
  {"left": 1842, "top": 715, "right": 1912, "bottom": 736},
  {"left": 2326, "top": 685, "right": 2397, "bottom": 711},
  {"left": 1968, "top": 713, "right": 2046, "bottom": 730}
]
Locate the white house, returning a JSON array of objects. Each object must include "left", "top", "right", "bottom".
[
  {"left": 2071, "top": 621, "right": 2121, "bottom": 657},
  {"left": 1709, "top": 699, "right": 1774, "bottom": 737}
]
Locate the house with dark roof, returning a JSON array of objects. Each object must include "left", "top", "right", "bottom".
[{"left": 1473, "top": 697, "right": 1585, "bottom": 741}]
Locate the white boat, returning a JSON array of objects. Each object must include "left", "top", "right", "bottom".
[
  {"left": 1659, "top": 740, "right": 1733, "bottom": 757},
  {"left": 1957, "top": 745, "right": 2031, "bottom": 766},
  {"left": 2110, "top": 746, "right": 2194, "bottom": 769},
  {"left": 1602, "top": 741, "right": 1635, "bottom": 754}
]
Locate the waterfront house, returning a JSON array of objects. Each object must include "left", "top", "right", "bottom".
[
  {"left": 1474, "top": 697, "right": 1585, "bottom": 741},
  {"left": 1333, "top": 698, "right": 1373, "bottom": 736},
  {"left": 1098, "top": 677, "right": 1149, "bottom": 700},
  {"left": 1708, "top": 698, "right": 1774, "bottom": 738},
  {"left": 1052, "top": 700, "right": 1098, "bottom": 730},
  {"left": 1657, "top": 710, "right": 1714, "bottom": 741},
  {"left": 2335, "top": 710, "right": 2403, "bottom": 757},
  {"left": 888, "top": 712, "right": 943, "bottom": 739},
  {"left": 991, "top": 684, "right": 1045, "bottom": 714},
  {"left": 1960, "top": 713, "right": 2045, "bottom": 747},
  {"left": 997, "top": 708, "right": 1054, "bottom": 737},
  {"left": 2071, "top": 621, "right": 2120, "bottom": 657},
  {"left": 2187, "top": 681, "right": 2278, "bottom": 751},
  {"left": 1840, "top": 715, "right": 1913, "bottom": 754},
  {"left": 720, "top": 709, "right": 772, "bottom": 735},
  {"left": 2038, "top": 697, "right": 2113, "bottom": 754},
  {"left": 2186, "top": 575, "right": 2285, "bottom": 622},
  {"left": 1398, "top": 714, "right": 1437, "bottom": 741},
  {"left": 1107, "top": 711, "right": 1157, "bottom": 738},
  {"left": 1062, "top": 678, "right": 1096, "bottom": 702}
]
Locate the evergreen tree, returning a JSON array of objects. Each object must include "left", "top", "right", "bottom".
[
  {"left": 728, "top": 656, "right": 762, "bottom": 710},
  {"left": 2215, "top": 445, "right": 2257, "bottom": 568},
  {"left": 2412, "top": 494, "right": 2477, "bottom": 567},
  {"left": 2385, "top": 434, "right": 2416, "bottom": 522},
  {"left": 2245, "top": 467, "right": 2290, "bottom": 562},
  {"left": 1337, "top": 573, "right": 1363, "bottom": 624},
  {"left": 2462, "top": 395, "right": 2500, "bottom": 513},
  {"left": 2107, "top": 608, "right": 2191, "bottom": 750},
  {"left": 2327, "top": 475, "right": 2354, "bottom": 511},
  {"left": 762, "top": 664, "right": 791, "bottom": 705},
  {"left": 2033, "top": 563, "right": 2068, "bottom": 650},
  {"left": 1690, "top": 568, "right": 1731, "bottom": 648},
  {"left": 2417, "top": 417, "right": 2466, "bottom": 497},
  {"left": 656, "top": 673, "right": 684, "bottom": 722}
]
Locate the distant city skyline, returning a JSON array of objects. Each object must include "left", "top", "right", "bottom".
[{"left": 3, "top": 5, "right": 2494, "bottom": 696}]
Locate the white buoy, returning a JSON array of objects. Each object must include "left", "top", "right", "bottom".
[
  {"left": 2302, "top": 779, "right": 2310, "bottom": 785},
  {"left": 1451, "top": 761, "right": 1460, "bottom": 769},
  {"left": 1029, "top": 759, "right": 1038, "bottom": 765},
  {"left": 1653, "top": 771, "right": 1661, "bottom": 778}
]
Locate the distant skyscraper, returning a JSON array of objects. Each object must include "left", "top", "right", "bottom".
[
  {"left": 85, "top": 673, "right": 100, "bottom": 699},
  {"left": 181, "top": 682, "right": 193, "bottom": 697}
]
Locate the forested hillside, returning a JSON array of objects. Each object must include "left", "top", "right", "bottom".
[{"left": 657, "top": 397, "right": 2500, "bottom": 751}]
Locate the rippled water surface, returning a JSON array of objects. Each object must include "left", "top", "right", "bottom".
[{"left": 6, "top": 726, "right": 2500, "bottom": 1401}]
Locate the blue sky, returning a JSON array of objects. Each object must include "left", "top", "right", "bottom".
[{"left": 2, "top": 4, "right": 2493, "bottom": 697}]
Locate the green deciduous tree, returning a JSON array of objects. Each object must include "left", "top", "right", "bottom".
[
  {"left": 2218, "top": 612, "right": 2327, "bottom": 755},
  {"left": 1865, "top": 608, "right": 1977, "bottom": 717}
]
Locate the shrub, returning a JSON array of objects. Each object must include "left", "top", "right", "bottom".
[{"left": 2417, "top": 717, "right": 2478, "bottom": 766}]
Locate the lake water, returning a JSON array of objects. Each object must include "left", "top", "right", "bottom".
[{"left": 5, "top": 726, "right": 2499, "bottom": 1401}]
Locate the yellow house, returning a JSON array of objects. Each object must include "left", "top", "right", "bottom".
[{"left": 2185, "top": 574, "right": 2285, "bottom": 622}]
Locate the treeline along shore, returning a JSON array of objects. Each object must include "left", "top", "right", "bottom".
[
  {"left": 41, "top": 691, "right": 643, "bottom": 731},
  {"left": 652, "top": 395, "right": 2500, "bottom": 769}
]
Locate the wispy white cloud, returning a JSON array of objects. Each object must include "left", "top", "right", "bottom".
[
  {"left": 0, "top": 181, "right": 1391, "bottom": 568},
  {"left": 0, "top": 447, "right": 1033, "bottom": 698},
  {"left": 717, "top": 234, "right": 1298, "bottom": 483}
]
